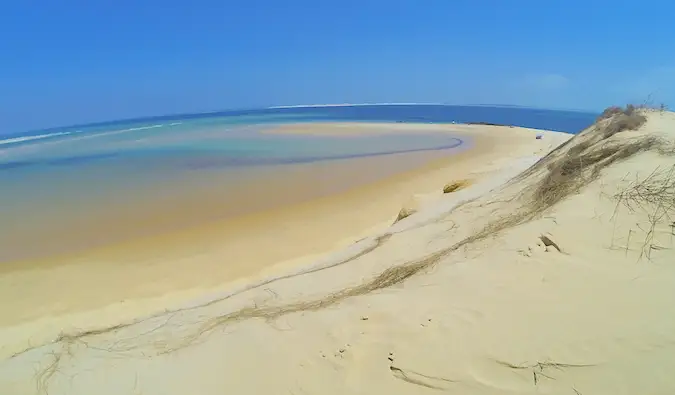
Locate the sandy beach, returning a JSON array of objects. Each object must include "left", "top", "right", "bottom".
[
  {"left": 0, "top": 122, "right": 557, "bottom": 338},
  {"left": 3, "top": 111, "right": 675, "bottom": 395}
]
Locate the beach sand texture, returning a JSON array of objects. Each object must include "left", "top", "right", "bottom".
[
  {"left": 3, "top": 111, "right": 675, "bottom": 394},
  {"left": 0, "top": 123, "right": 549, "bottom": 336}
]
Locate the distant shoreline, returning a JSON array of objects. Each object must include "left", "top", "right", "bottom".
[
  {"left": 3, "top": 104, "right": 595, "bottom": 140},
  {"left": 466, "top": 121, "right": 515, "bottom": 127},
  {"left": 268, "top": 103, "right": 445, "bottom": 109}
]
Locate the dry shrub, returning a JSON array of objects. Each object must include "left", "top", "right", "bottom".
[
  {"left": 597, "top": 105, "right": 625, "bottom": 121},
  {"left": 596, "top": 104, "right": 647, "bottom": 138},
  {"left": 395, "top": 207, "right": 416, "bottom": 222},
  {"left": 603, "top": 112, "right": 647, "bottom": 138},
  {"left": 625, "top": 103, "right": 637, "bottom": 115},
  {"left": 443, "top": 179, "right": 470, "bottom": 194}
]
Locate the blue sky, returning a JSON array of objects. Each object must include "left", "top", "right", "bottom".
[{"left": 1, "top": 1, "right": 674, "bottom": 134}]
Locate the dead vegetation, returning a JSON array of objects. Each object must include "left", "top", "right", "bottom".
[
  {"left": 443, "top": 179, "right": 470, "bottom": 194},
  {"left": 596, "top": 104, "right": 642, "bottom": 121},
  {"left": 24, "top": 104, "right": 675, "bottom": 394},
  {"left": 532, "top": 136, "right": 659, "bottom": 210},
  {"left": 612, "top": 165, "right": 675, "bottom": 260},
  {"left": 615, "top": 165, "right": 675, "bottom": 215},
  {"left": 389, "top": 365, "right": 455, "bottom": 390},
  {"left": 496, "top": 360, "right": 595, "bottom": 387},
  {"left": 395, "top": 207, "right": 416, "bottom": 223}
]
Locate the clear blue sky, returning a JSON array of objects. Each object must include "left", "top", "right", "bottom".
[{"left": 1, "top": 1, "right": 674, "bottom": 134}]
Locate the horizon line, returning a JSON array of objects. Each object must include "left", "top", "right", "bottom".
[{"left": 267, "top": 102, "right": 445, "bottom": 109}]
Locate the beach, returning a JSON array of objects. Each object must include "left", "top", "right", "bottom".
[
  {"left": 4, "top": 110, "right": 675, "bottom": 395},
  {"left": 0, "top": 122, "right": 561, "bottom": 349}
]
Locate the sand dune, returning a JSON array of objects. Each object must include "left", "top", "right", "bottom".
[{"left": 2, "top": 110, "right": 675, "bottom": 394}]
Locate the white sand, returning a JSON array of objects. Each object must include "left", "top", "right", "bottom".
[{"left": 3, "top": 112, "right": 675, "bottom": 394}]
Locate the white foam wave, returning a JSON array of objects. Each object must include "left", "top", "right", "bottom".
[
  {"left": 121, "top": 124, "right": 165, "bottom": 132},
  {"left": 0, "top": 131, "right": 72, "bottom": 146},
  {"left": 62, "top": 124, "right": 166, "bottom": 142}
]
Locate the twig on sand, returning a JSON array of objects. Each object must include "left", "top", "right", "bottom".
[
  {"left": 389, "top": 365, "right": 455, "bottom": 390},
  {"left": 35, "top": 351, "right": 63, "bottom": 395},
  {"left": 496, "top": 360, "right": 595, "bottom": 386}
]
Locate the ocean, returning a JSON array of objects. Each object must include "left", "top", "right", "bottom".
[{"left": 0, "top": 105, "right": 597, "bottom": 263}]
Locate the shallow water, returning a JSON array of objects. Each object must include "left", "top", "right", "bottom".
[
  {"left": 0, "top": 106, "right": 596, "bottom": 263},
  {"left": 0, "top": 123, "right": 459, "bottom": 263}
]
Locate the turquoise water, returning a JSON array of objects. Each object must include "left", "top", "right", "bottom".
[
  {"left": 0, "top": 115, "right": 458, "bottom": 169},
  {"left": 0, "top": 112, "right": 460, "bottom": 263},
  {"left": 0, "top": 116, "right": 461, "bottom": 214}
]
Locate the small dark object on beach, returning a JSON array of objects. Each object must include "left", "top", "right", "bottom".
[
  {"left": 443, "top": 179, "right": 471, "bottom": 194},
  {"left": 467, "top": 121, "right": 511, "bottom": 127}
]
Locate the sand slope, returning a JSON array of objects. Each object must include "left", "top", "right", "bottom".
[{"left": 3, "top": 112, "right": 675, "bottom": 395}]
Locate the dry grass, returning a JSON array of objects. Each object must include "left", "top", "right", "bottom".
[
  {"left": 613, "top": 165, "right": 675, "bottom": 260},
  {"left": 521, "top": 104, "right": 650, "bottom": 211},
  {"left": 532, "top": 137, "right": 660, "bottom": 210},
  {"left": 162, "top": 254, "right": 439, "bottom": 353},
  {"left": 443, "top": 179, "right": 470, "bottom": 194},
  {"left": 615, "top": 165, "right": 675, "bottom": 214},
  {"left": 603, "top": 113, "right": 647, "bottom": 138},
  {"left": 594, "top": 104, "right": 647, "bottom": 138}
]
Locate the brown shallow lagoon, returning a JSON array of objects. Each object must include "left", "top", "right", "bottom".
[{"left": 0, "top": 120, "right": 510, "bottom": 329}]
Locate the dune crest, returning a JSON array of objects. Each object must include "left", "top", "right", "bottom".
[{"left": 3, "top": 109, "right": 675, "bottom": 394}]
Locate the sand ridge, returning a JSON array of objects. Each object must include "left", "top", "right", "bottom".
[{"left": 6, "top": 112, "right": 673, "bottom": 394}]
